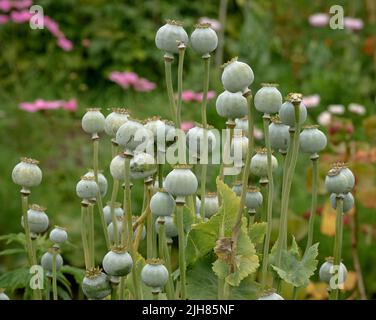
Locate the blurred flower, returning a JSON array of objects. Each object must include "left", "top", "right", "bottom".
[
  {"left": 348, "top": 103, "right": 366, "bottom": 115},
  {"left": 328, "top": 104, "right": 345, "bottom": 115},
  {"left": 62, "top": 99, "right": 77, "bottom": 112},
  {"left": 0, "top": 0, "right": 11, "bottom": 12},
  {"left": 344, "top": 17, "right": 363, "bottom": 31},
  {"left": 10, "top": 9, "right": 30, "bottom": 23},
  {"left": 253, "top": 127, "right": 263, "bottom": 140},
  {"left": 0, "top": 14, "right": 8, "bottom": 23},
  {"left": 181, "top": 121, "right": 194, "bottom": 132},
  {"left": 198, "top": 17, "right": 221, "bottom": 31},
  {"left": 194, "top": 91, "right": 216, "bottom": 102},
  {"left": 317, "top": 111, "right": 332, "bottom": 126},
  {"left": 19, "top": 98, "right": 77, "bottom": 112},
  {"left": 109, "top": 71, "right": 156, "bottom": 92},
  {"left": 13, "top": 0, "right": 32, "bottom": 10},
  {"left": 44, "top": 16, "right": 63, "bottom": 38},
  {"left": 133, "top": 78, "right": 156, "bottom": 92},
  {"left": 308, "top": 13, "right": 329, "bottom": 27},
  {"left": 57, "top": 37, "right": 73, "bottom": 51},
  {"left": 180, "top": 90, "right": 216, "bottom": 102},
  {"left": 302, "top": 94, "right": 320, "bottom": 108}
]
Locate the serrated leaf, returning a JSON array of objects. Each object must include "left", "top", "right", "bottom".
[
  {"left": 248, "top": 222, "right": 267, "bottom": 244},
  {"left": 0, "top": 267, "right": 30, "bottom": 292},
  {"left": 271, "top": 242, "right": 319, "bottom": 287},
  {"left": 60, "top": 265, "right": 85, "bottom": 285}
]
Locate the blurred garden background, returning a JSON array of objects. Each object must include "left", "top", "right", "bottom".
[{"left": 0, "top": 0, "right": 375, "bottom": 299}]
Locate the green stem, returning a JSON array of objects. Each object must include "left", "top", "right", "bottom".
[
  {"left": 292, "top": 286, "right": 298, "bottom": 300},
  {"left": 261, "top": 115, "right": 274, "bottom": 288},
  {"left": 153, "top": 292, "right": 159, "bottom": 300},
  {"left": 158, "top": 164, "right": 164, "bottom": 188},
  {"left": 158, "top": 220, "right": 174, "bottom": 299},
  {"left": 110, "top": 180, "right": 120, "bottom": 245},
  {"left": 88, "top": 205, "right": 95, "bottom": 268},
  {"left": 176, "top": 46, "right": 186, "bottom": 128},
  {"left": 164, "top": 56, "right": 177, "bottom": 126},
  {"left": 52, "top": 249, "right": 58, "bottom": 300},
  {"left": 176, "top": 203, "right": 187, "bottom": 300},
  {"left": 81, "top": 204, "right": 90, "bottom": 269},
  {"left": 146, "top": 185, "right": 153, "bottom": 259},
  {"left": 305, "top": 157, "right": 319, "bottom": 253},
  {"left": 111, "top": 140, "right": 118, "bottom": 159},
  {"left": 45, "top": 277, "right": 51, "bottom": 300}
]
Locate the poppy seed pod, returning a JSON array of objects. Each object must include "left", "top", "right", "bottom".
[
  {"left": 49, "top": 226, "right": 68, "bottom": 244},
  {"left": 195, "top": 196, "right": 201, "bottom": 214},
  {"left": 110, "top": 154, "right": 126, "bottom": 181},
  {"left": 221, "top": 58, "right": 254, "bottom": 93},
  {"left": 190, "top": 23, "right": 218, "bottom": 57},
  {"left": 107, "top": 218, "right": 124, "bottom": 243},
  {"left": 254, "top": 83, "right": 283, "bottom": 115},
  {"left": 41, "top": 250, "right": 63, "bottom": 276},
  {"left": 231, "top": 132, "right": 248, "bottom": 163},
  {"left": 325, "top": 167, "right": 351, "bottom": 195},
  {"left": 232, "top": 181, "right": 243, "bottom": 197},
  {"left": 279, "top": 99, "right": 307, "bottom": 127},
  {"left": 104, "top": 108, "right": 129, "bottom": 138},
  {"left": 116, "top": 119, "right": 150, "bottom": 152},
  {"left": 334, "top": 163, "right": 355, "bottom": 193},
  {"left": 319, "top": 258, "right": 347, "bottom": 285},
  {"left": 186, "top": 125, "right": 216, "bottom": 159},
  {"left": 330, "top": 192, "right": 354, "bottom": 213},
  {"left": 235, "top": 117, "right": 249, "bottom": 134},
  {"left": 164, "top": 165, "right": 198, "bottom": 203},
  {"left": 203, "top": 193, "right": 219, "bottom": 218},
  {"left": 144, "top": 117, "right": 176, "bottom": 152},
  {"left": 130, "top": 152, "right": 157, "bottom": 180},
  {"left": 155, "top": 20, "right": 189, "bottom": 56},
  {"left": 150, "top": 189, "right": 175, "bottom": 217},
  {"left": 258, "top": 290, "right": 284, "bottom": 300},
  {"left": 76, "top": 176, "right": 99, "bottom": 200},
  {"left": 245, "top": 187, "right": 263, "bottom": 214},
  {"left": 102, "top": 246, "right": 133, "bottom": 277},
  {"left": 269, "top": 116, "right": 290, "bottom": 153},
  {"left": 299, "top": 126, "right": 327, "bottom": 156},
  {"left": 82, "top": 268, "right": 111, "bottom": 300},
  {"left": 250, "top": 148, "right": 278, "bottom": 180},
  {"left": 141, "top": 259, "right": 169, "bottom": 293},
  {"left": 216, "top": 91, "right": 248, "bottom": 120},
  {"left": 12, "top": 157, "right": 42, "bottom": 189},
  {"left": 22, "top": 204, "right": 49, "bottom": 235},
  {"left": 82, "top": 108, "right": 105, "bottom": 134},
  {"left": 103, "top": 202, "right": 124, "bottom": 225},
  {"left": 155, "top": 216, "right": 178, "bottom": 239},
  {"left": 84, "top": 170, "right": 108, "bottom": 197},
  {"left": 0, "top": 289, "right": 9, "bottom": 300}
]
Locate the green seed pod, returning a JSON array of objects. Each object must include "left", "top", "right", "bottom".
[
  {"left": 76, "top": 176, "right": 99, "bottom": 200},
  {"left": 144, "top": 117, "right": 176, "bottom": 152},
  {"left": 102, "top": 246, "right": 133, "bottom": 277},
  {"left": 130, "top": 152, "right": 157, "bottom": 179},
  {"left": 116, "top": 119, "right": 150, "bottom": 152},
  {"left": 22, "top": 204, "right": 49, "bottom": 235},
  {"left": 155, "top": 20, "right": 188, "bottom": 55},
  {"left": 234, "top": 117, "right": 249, "bottom": 134},
  {"left": 245, "top": 187, "right": 263, "bottom": 214},
  {"left": 49, "top": 226, "right": 68, "bottom": 244},
  {"left": 165, "top": 165, "right": 198, "bottom": 202},
  {"left": 216, "top": 91, "right": 248, "bottom": 120},
  {"left": 108, "top": 218, "right": 145, "bottom": 243},
  {"left": 335, "top": 164, "right": 355, "bottom": 193},
  {"left": 299, "top": 125, "right": 327, "bottom": 156},
  {"left": 12, "top": 157, "right": 42, "bottom": 189},
  {"left": 110, "top": 154, "right": 126, "bottom": 181},
  {"left": 41, "top": 250, "right": 63, "bottom": 276},
  {"left": 269, "top": 116, "right": 290, "bottom": 153},
  {"left": 325, "top": 167, "right": 349, "bottom": 195},
  {"left": 190, "top": 23, "right": 218, "bottom": 57},
  {"left": 279, "top": 100, "right": 307, "bottom": 127},
  {"left": 231, "top": 132, "right": 248, "bottom": 163},
  {"left": 150, "top": 189, "right": 175, "bottom": 217},
  {"left": 221, "top": 57, "right": 254, "bottom": 93},
  {"left": 103, "top": 202, "right": 124, "bottom": 225},
  {"left": 330, "top": 193, "right": 354, "bottom": 213},
  {"left": 141, "top": 259, "right": 169, "bottom": 293},
  {"left": 204, "top": 193, "right": 219, "bottom": 218},
  {"left": 231, "top": 181, "right": 243, "bottom": 196},
  {"left": 186, "top": 125, "right": 216, "bottom": 159},
  {"left": 250, "top": 148, "right": 278, "bottom": 179},
  {"left": 258, "top": 289, "right": 284, "bottom": 300},
  {"left": 319, "top": 258, "right": 347, "bottom": 285},
  {"left": 104, "top": 108, "right": 129, "bottom": 138},
  {"left": 155, "top": 216, "right": 178, "bottom": 238},
  {"left": 84, "top": 170, "right": 108, "bottom": 197},
  {"left": 82, "top": 268, "right": 111, "bottom": 300},
  {"left": 82, "top": 108, "right": 105, "bottom": 134},
  {"left": 254, "top": 83, "right": 282, "bottom": 114},
  {"left": 0, "top": 289, "right": 10, "bottom": 300}
]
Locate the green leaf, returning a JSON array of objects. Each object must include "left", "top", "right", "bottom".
[
  {"left": 271, "top": 240, "right": 319, "bottom": 287},
  {"left": 0, "top": 267, "right": 30, "bottom": 292},
  {"left": 0, "top": 248, "right": 25, "bottom": 256},
  {"left": 60, "top": 265, "right": 85, "bottom": 285},
  {"left": 248, "top": 222, "right": 267, "bottom": 245}
]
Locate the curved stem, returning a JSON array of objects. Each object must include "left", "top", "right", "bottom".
[
  {"left": 81, "top": 205, "right": 90, "bottom": 269},
  {"left": 158, "top": 220, "right": 174, "bottom": 299},
  {"left": 176, "top": 203, "right": 187, "bottom": 300},
  {"left": 164, "top": 57, "right": 177, "bottom": 126},
  {"left": 176, "top": 46, "right": 186, "bottom": 129},
  {"left": 146, "top": 185, "right": 153, "bottom": 259},
  {"left": 88, "top": 205, "right": 95, "bottom": 268},
  {"left": 52, "top": 249, "right": 58, "bottom": 300},
  {"left": 110, "top": 180, "right": 120, "bottom": 245},
  {"left": 21, "top": 193, "right": 35, "bottom": 266}
]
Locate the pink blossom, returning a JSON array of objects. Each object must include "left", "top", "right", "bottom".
[
  {"left": 253, "top": 127, "right": 263, "bottom": 140},
  {"left": 133, "top": 78, "right": 156, "bottom": 92},
  {"left": 308, "top": 13, "right": 329, "bottom": 27},
  {"left": 13, "top": 0, "right": 32, "bottom": 10},
  {"left": 0, "top": 0, "right": 11, "bottom": 12},
  {"left": 0, "top": 14, "right": 9, "bottom": 24},
  {"left": 180, "top": 121, "right": 194, "bottom": 132},
  {"left": 194, "top": 90, "right": 216, "bottom": 102},
  {"left": 44, "top": 16, "right": 63, "bottom": 38},
  {"left": 57, "top": 37, "right": 73, "bottom": 51},
  {"left": 302, "top": 94, "right": 320, "bottom": 108},
  {"left": 181, "top": 90, "right": 197, "bottom": 102},
  {"left": 198, "top": 17, "right": 221, "bottom": 31},
  {"left": 20, "top": 102, "right": 38, "bottom": 112},
  {"left": 348, "top": 103, "right": 365, "bottom": 115},
  {"left": 328, "top": 104, "right": 345, "bottom": 115},
  {"left": 63, "top": 99, "right": 78, "bottom": 112},
  {"left": 317, "top": 111, "right": 332, "bottom": 126},
  {"left": 344, "top": 17, "right": 363, "bottom": 31},
  {"left": 109, "top": 71, "right": 139, "bottom": 89},
  {"left": 10, "top": 10, "right": 30, "bottom": 23},
  {"left": 19, "top": 98, "right": 77, "bottom": 112}
]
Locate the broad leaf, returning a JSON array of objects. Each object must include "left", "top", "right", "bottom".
[{"left": 248, "top": 222, "right": 267, "bottom": 245}]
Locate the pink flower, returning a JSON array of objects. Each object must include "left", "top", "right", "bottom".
[
  {"left": 57, "top": 37, "right": 73, "bottom": 51},
  {"left": 348, "top": 103, "right": 365, "bottom": 115},
  {"left": 180, "top": 121, "right": 194, "bottom": 132},
  {"left": 20, "top": 102, "right": 38, "bottom": 112},
  {"left": 344, "top": 17, "right": 363, "bottom": 31},
  {"left": 63, "top": 99, "right": 78, "bottom": 112},
  {"left": 133, "top": 78, "right": 156, "bottom": 92},
  {"left": 302, "top": 94, "right": 320, "bottom": 108},
  {"left": 0, "top": 14, "right": 9, "bottom": 24},
  {"left": 328, "top": 104, "right": 345, "bottom": 115},
  {"left": 317, "top": 111, "right": 332, "bottom": 126},
  {"left": 308, "top": 13, "right": 329, "bottom": 27},
  {"left": 198, "top": 17, "right": 221, "bottom": 31},
  {"left": 109, "top": 71, "right": 139, "bottom": 89},
  {"left": 44, "top": 16, "right": 63, "bottom": 38},
  {"left": 194, "top": 90, "right": 216, "bottom": 102},
  {"left": 181, "top": 90, "right": 196, "bottom": 102},
  {"left": 10, "top": 10, "right": 31, "bottom": 23},
  {"left": 13, "top": 0, "right": 32, "bottom": 10},
  {"left": 0, "top": 0, "right": 12, "bottom": 12}
]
